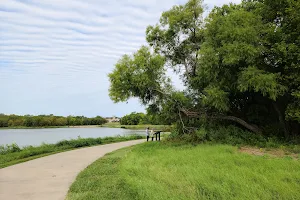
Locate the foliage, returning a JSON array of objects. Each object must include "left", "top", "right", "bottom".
[
  {"left": 237, "top": 66, "right": 287, "bottom": 100},
  {"left": 120, "top": 112, "right": 146, "bottom": 125},
  {"left": 108, "top": 46, "right": 167, "bottom": 105},
  {"left": 192, "top": 0, "right": 300, "bottom": 136},
  {"left": 108, "top": 0, "right": 300, "bottom": 140},
  {"left": 146, "top": 0, "right": 204, "bottom": 77},
  {"left": 67, "top": 142, "right": 300, "bottom": 200},
  {"left": 0, "top": 135, "right": 144, "bottom": 168},
  {"left": 120, "top": 111, "right": 173, "bottom": 125},
  {"left": 168, "top": 125, "right": 300, "bottom": 153},
  {"left": 0, "top": 113, "right": 107, "bottom": 128}
]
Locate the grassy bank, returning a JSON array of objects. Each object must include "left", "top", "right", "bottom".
[
  {"left": 0, "top": 135, "right": 144, "bottom": 168},
  {"left": 100, "top": 122, "right": 171, "bottom": 131},
  {"left": 67, "top": 142, "right": 300, "bottom": 200}
]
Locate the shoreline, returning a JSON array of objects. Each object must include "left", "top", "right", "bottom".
[
  {"left": 0, "top": 124, "right": 171, "bottom": 131},
  {"left": 0, "top": 125, "right": 102, "bottom": 130}
]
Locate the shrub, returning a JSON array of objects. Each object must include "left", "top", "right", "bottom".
[
  {"left": 167, "top": 125, "right": 300, "bottom": 151},
  {"left": 205, "top": 126, "right": 267, "bottom": 146}
]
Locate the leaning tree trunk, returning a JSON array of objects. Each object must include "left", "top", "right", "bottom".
[
  {"left": 211, "top": 115, "right": 261, "bottom": 134},
  {"left": 180, "top": 109, "right": 261, "bottom": 134},
  {"left": 150, "top": 88, "right": 262, "bottom": 134}
]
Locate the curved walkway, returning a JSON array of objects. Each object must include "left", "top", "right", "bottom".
[{"left": 0, "top": 139, "right": 145, "bottom": 200}]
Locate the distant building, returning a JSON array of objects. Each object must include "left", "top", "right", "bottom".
[{"left": 105, "top": 116, "right": 120, "bottom": 123}]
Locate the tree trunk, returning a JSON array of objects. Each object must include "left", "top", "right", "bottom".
[
  {"left": 211, "top": 115, "right": 261, "bottom": 134},
  {"left": 272, "top": 102, "right": 289, "bottom": 138}
]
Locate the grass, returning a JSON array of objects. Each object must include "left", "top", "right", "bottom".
[
  {"left": 67, "top": 142, "right": 300, "bottom": 200},
  {"left": 0, "top": 135, "right": 144, "bottom": 168},
  {"left": 100, "top": 122, "right": 171, "bottom": 131}
]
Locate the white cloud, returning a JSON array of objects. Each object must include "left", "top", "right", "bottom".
[{"left": 0, "top": 0, "right": 241, "bottom": 117}]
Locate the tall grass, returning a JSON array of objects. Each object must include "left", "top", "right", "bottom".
[
  {"left": 0, "top": 135, "right": 144, "bottom": 168},
  {"left": 67, "top": 142, "right": 300, "bottom": 200}
]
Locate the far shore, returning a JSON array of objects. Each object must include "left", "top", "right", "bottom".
[
  {"left": 0, "top": 123, "right": 172, "bottom": 131},
  {"left": 0, "top": 125, "right": 102, "bottom": 130}
]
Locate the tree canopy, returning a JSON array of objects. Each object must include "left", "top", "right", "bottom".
[
  {"left": 109, "top": 0, "right": 300, "bottom": 139},
  {"left": 120, "top": 112, "right": 146, "bottom": 125},
  {"left": 120, "top": 111, "right": 173, "bottom": 125}
]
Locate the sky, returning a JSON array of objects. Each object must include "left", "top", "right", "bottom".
[{"left": 0, "top": 0, "right": 240, "bottom": 117}]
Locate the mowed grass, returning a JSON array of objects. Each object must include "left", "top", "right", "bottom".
[{"left": 67, "top": 142, "right": 300, "bottom": 200}]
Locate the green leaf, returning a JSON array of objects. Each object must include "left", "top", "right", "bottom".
[{"left": 237, "top": 66, "right": 287, "bottom": 100}]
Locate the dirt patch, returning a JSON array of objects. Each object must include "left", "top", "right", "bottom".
[{"left": 239, "top": 147, "right": 299, "bottom": 160}]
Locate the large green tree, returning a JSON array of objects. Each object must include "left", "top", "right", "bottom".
[
  {"left": 120, "top": 112, "right": 145, "bottom": 125},
  {"left": 108, "top": 0, "right": 300, "bottom": 138},
  {"left": 191, "top": 0, "right": 300, "bottom": 136}
]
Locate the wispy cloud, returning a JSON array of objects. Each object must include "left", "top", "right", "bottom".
[{"left": 0, "top": 0, "right": 240, "bottom": 117}]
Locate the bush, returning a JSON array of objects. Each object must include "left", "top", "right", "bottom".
[
  {"left": 205, "top": 126, "right": 267, "bottom": 146},
  {"left": 195, "top": 128, "right": 208, "bottom": 141},
  {"left": 167, "top": 125, "right": 300, "bottom": 152}
]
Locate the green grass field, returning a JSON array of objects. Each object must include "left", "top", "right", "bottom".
[
  {"left": 100, "top": 122, "right": 171, "bottom": 131},
  {"left": 0, "top": 135, "right": 144, "bottom": 168},
  {"left": 67, "top": 142, "right": 300, "bottom": 200}
]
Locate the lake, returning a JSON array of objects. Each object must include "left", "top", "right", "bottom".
[{"left": 0, "top": 127, "right": 144, "bottom": 147}]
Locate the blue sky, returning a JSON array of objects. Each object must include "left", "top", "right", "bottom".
[{"left": 0, "top": 0, "right": 240, "bottom": 117}]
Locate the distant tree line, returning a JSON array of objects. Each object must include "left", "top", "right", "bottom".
[
  {"left": 120, "top": 112, "right": 171, "bottom": 125},
  {"left": 0, "top": 114, "right": 107, "bottom": 127}
]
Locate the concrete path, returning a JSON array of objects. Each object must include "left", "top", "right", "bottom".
[{"left": 0, "top": 139, "right": 145, "bottom": 200}]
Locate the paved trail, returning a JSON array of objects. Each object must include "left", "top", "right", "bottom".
[{"left": 0, "top": 139, "right": 145, "bottom": 200}]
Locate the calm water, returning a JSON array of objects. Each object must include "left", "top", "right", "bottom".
[{"left": 0, "top": 128, "right": 144, "bottom": 147}]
